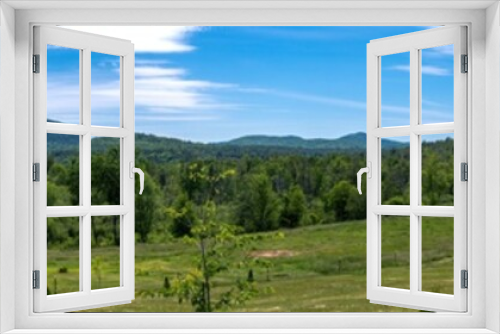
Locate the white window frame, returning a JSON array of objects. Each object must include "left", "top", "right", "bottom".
[
  {"left": 33, "top": 26, "right": 136, "bottom": 313},
  {"left": 366, "top": 26, "right": 468, "bottom": 312},
  {"left": 1, "top": 2, "right": 499, "bottom": 333}
]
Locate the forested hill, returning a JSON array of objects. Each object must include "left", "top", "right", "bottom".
[
  {"left": 47, "top": 131, "right": 407, "bottom": 163},
  {"left": 222, "top": 132, "right": 405, "bottom": 150}
]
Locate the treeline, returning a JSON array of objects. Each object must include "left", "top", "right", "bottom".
[{"left": 46, "top": 137, "right": 453, "bottom": 248}]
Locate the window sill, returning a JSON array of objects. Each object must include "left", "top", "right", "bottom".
[{"left": 4, "top": 330, "right": 497, "bottom": 334}]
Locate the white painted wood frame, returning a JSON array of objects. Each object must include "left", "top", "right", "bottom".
[
  {"left": 0, "top": 3, "right": 496, "bottom": 333},
  {"left": 366, "top": 26, "right": 467, "bottom": 312},
  {"left": 32, "top": 26, "right": 135, "bottom": 313}
]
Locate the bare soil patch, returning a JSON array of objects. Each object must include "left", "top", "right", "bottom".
[{"left": 249, "top": 250, "right": 297, "bottom": 258}]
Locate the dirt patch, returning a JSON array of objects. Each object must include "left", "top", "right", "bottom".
[{"left": 249, "top": 250, "right": 297, "bottom": 258}]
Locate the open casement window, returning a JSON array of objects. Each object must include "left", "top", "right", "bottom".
[
  {"left": 33, "top": 26, "right": 138, "bottom": 312},
  {"left": 365, "top": 26, "right": 467, "bottom": 312}
]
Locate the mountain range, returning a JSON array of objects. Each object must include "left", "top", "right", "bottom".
[
  {"left": 46, "top": 120, "right": 407, "bottom": 163},
  {"left": 221, "top": 132, "right": 405, "bottom": 150}
]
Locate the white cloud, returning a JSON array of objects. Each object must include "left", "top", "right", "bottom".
[
  {"left": 55, "top": 26, "right": 240, "bottom": 124},
  {"left": 64, "top": 26, "right": 203, "bottom": 53},
  {"left": 135, "top": 67, "right": 186, "bottom": 77},
  {"left": 134, "top": 73, "right": 236, "bottom": 110},
  {"left": 421, "top": 65, "right": 451, "bottom": 76},
  {"left": 390, "top": 64, "right": 451, "bottom": 76},
  {"left": 47, "top": 62, "right": 238, "bottom": 124}
]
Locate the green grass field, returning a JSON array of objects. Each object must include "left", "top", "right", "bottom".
[{"left": 47, "top": 216, "right": 454, "bottom": 312}]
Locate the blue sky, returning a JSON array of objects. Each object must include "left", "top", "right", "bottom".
[{"left": 47, "top": 26, "right": 454, "bottom": 143}]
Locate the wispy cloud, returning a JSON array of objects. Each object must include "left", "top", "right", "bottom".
[
  {"left": 135, "top": 59, "right": 170, "bottom": 66},
  {"left": 238, "top": 88, "right": 367, "bottom": 110},
  {"left": 133, "top": 65, "right": 236, "bottom": 111},
  {"left": 47, "top": 62, "right": 238, "bottom": 125},
  {"left": 422, "top": 99, "right": 446, "bottom": 108},
  {"left": 238, "top": 86, "right": 451, "bottom": 124},
  {"left": 390, "top": 64, "right": 451, "bottom": 76},
  {"left": 426, "top": 44, "right": 454, "bottom": 57},
  {"left": 135, "top": 67, "right": 186, "bottom": 77},
  {"left": 65, "top": 26, "right": 204, "bottom": 53},
  {"left": 239, "top": 87, "right": 412, "bottom": 114},
  {"left": 137, "top": 115, "right": 219, "bottom": 122}
]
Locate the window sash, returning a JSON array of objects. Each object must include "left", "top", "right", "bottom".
[
  {"left": 32, "top": 26, "right": 136, "bottom": 313},
  {"left": 366, "top": 26, "right": 468, "bottom": 312}
]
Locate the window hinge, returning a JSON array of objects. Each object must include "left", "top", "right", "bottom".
[
  {"left": 461, "top": 162, "right": 468, "bottom": 181},
  {"left": 461, "top": 270, "right": 468, "bottom": 289},
  {"left": 33, "top": 54, "right": 40, "bottom": 73},
  {"left": 33, "top": 163, "right": 40, "bottom": 182},
  {"left": 33, "top": 270, "right": 40, "bottom": 289},
  {"left": 461, "top": 54, "right": 468, "bottom": 73}
]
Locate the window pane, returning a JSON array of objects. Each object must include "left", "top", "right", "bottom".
[
  {"left": 91, "top": 216, "right": 121, "bottom": 290},
  {"left": 91, "top": 137, "right": 121, "bottom": 205},
  {"left": 47, "top": 134, "right": 80, "bottom": 206},
  {"left": 421, "top": 134, "right": 454, "bottom": 206},
  {"left": 421, "top": 217, "right": 454, "bottom": 294},
  {"left": 47, "top": 45, "right": 80, "bottom": 124},
  {"left": 381, "top": 52, "right": 410, "bottom": 127},
  {"left": 47, "top": 217, "right": 80, "bottom": 295},
  {"left": 381, "top": 136, "right": 410, "bottom": 205},
  {"left": 91, "top": 52, "right": 121, "bottom": 127},
  {"left": 381, "top": 215, "right": 410, "bottom": 290},
  {"left": 421, "top": 45, "right": 454, "bottom": 124}
]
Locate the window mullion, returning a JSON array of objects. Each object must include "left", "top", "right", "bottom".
[
  {"left": 82, "top": 47, "right": 92, "bottom": 294},
  {"left": 409, "top": 47, "right": 420, "bottom": 294}
]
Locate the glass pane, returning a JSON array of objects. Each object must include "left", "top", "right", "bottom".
[
  {"left": 47, "top": 45, "right": 80, "bottom": 124},
  {"left": 91, "top": 137, "right": 121, "bottom": 205},
  {"left": 381, "top": 215, "right": 410, "bottom": 290},
  {"left": 91, "top": 52, "right": 121, "bottom": 127},
  {"left": 47, "top": 134, "right": 80, "bottom": 206},
  {"left": 91, "top": 216, "right": 121, "bottom": 290},
  {"left": 421, "top": 134, "right": 454, "bottom": 206},
  {"left": 421, "top": 217, "right": 454, "bottom": 294},
  {"left": 381, "top": 136, "right": 410, "bottom": 205},
  {"left": 47, "top": 217, "right": 80, "bottom": 295},
  {"left": 381, "top": 52, "right": 410, "bottom": 127},
  {"left": 421, "top": 45, "right": 454, "bottom": 124}
]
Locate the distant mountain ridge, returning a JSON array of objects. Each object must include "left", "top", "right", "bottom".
[
  {"left": 46, "top": 119, "right": 408, "bottom": 163},
  {"left": 221, "top": 132, "right": 406, "bottom": 150}
]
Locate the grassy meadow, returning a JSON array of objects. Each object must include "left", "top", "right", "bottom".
[{"left": 47, "top": 216, "right": 454, "bottom": 313}]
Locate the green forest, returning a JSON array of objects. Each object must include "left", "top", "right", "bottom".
[{"left": 46, "top": 132, "right": 455, "bottom": 312}]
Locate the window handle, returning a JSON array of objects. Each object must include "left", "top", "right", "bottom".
[
  {"left": 357, "top": 162, "right": 371, "bottom": 195},
  {"left": 129, "top": 162, "right": 144, "bottom": 195}
]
